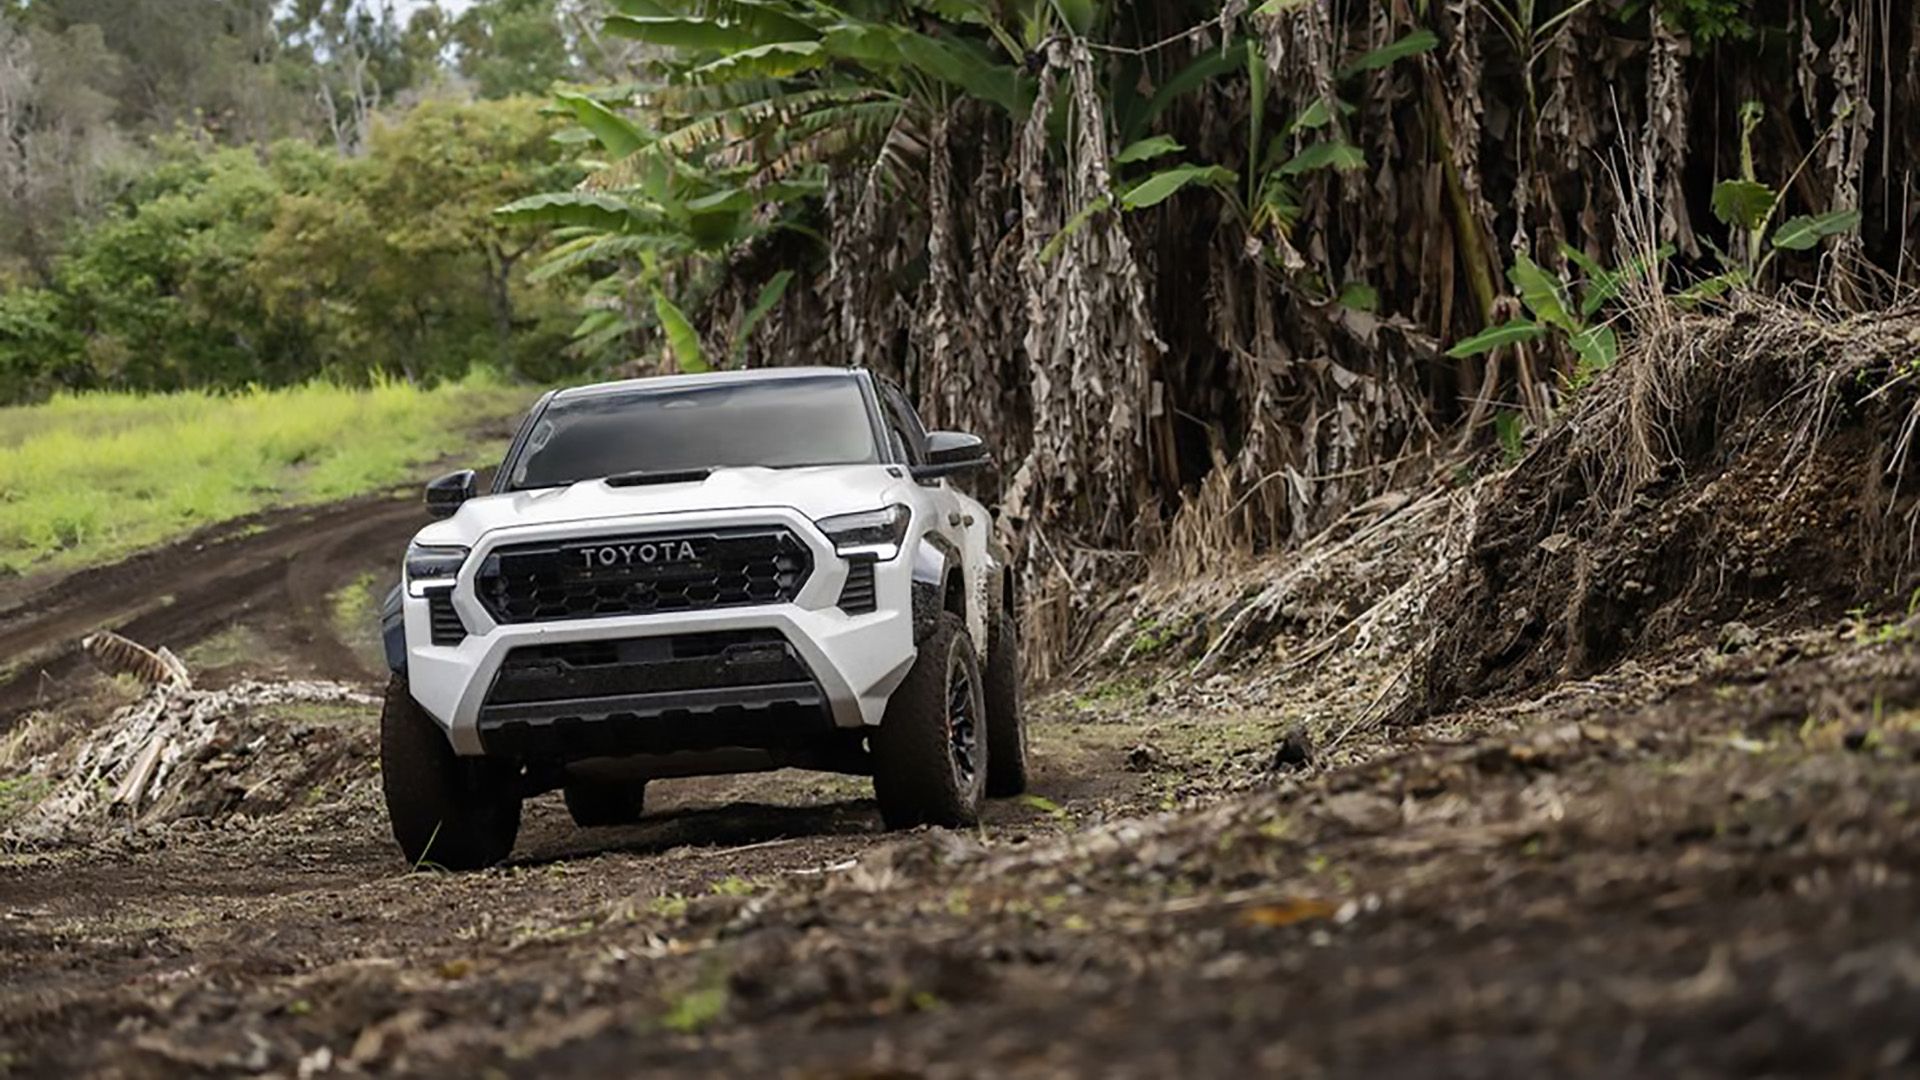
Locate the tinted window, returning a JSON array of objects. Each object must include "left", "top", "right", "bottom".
[
  {"left": 507, "top": 376, "right": 878, "bottom": 490},
  {"left": 880, "top": 385, "right": 927, "bottom": 463}
]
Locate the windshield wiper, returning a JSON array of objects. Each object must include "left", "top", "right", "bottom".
[{"left": 604, "top": 467, "right": 714, "bottom": 488}]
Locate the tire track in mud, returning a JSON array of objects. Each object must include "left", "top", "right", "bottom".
[
  {"left": 0, "top": 494, "right": 428, "bottom": 723},
  {"left": 279, "top": 499, "right": 426, "bottom": 678}
]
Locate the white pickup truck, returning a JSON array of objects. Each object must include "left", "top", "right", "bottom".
[{"left": 377, "top": 367, "right": 1026, "bottom": 868}]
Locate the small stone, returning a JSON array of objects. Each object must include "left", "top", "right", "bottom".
[
  {"left": 1124, "top": 743, "right": 1165, "bottom": 772},
  {"left": 1321, "top": 791, "right": 1398, "bottom": 833},
  {"left": 1719, "top": 621, "right": 1760, "bottom": 653},
  {"left": 1271, "top": 725, "right": 1314, "bottom": 771}
]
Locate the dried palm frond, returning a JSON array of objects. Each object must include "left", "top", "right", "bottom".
[
  {"left": 653, "top": 85, "right": 899, "bottom": 159},
  {"left": 744, "top": 100, "right": 911, "bottom": 188},
  {"left": 81, "top": 631, "right": 191, "bottom": 691}
]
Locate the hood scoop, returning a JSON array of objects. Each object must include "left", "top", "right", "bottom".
[{"left": 604, "top": 467, "right": 713, "bottom": 488}]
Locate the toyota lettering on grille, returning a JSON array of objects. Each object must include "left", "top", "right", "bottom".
[
  {"left": 479, "top": 527, "right": 808, "bottom": 624},
  {"left": 577, "top": 539, "right": 703, "bottom": 569}
]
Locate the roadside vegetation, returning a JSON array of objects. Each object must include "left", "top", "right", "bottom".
[
  {"left": 0, "top": 0, "right": 627, "bottom": 406},
  {"left": 0, "top": 374, "right": 524, "bottom": 575},
  {"left": 2, "top": 2, "right": 593, "bottom": 581},
  {"left": 482, "top": 0, "right": 1912, "bottom": 677},
  {"left": 2, "top": 1, "right": 1920, "bottom": 1074}
]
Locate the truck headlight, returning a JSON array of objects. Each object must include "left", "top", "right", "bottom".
[
  {"left": 815, "top": 504, "right": 911, "bottom": 560},
  {"left": 405, "top": 544, "right": 469, "bottom": 596}
]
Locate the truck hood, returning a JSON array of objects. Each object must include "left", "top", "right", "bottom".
[{"left": 409, "top": 464, "right": 915, "bottom": 548}]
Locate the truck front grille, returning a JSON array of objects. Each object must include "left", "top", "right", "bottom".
[{"left": 476, "top": 526, "right": 811, "bottom": 624}]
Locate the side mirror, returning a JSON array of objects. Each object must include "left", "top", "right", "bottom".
[
  {"left": 424, "top": 469, "right": 477, "bottom": 518},
  {"left": 912, "top": 431, "right": 989, "bottom": 480}
]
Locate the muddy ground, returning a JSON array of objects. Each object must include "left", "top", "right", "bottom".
[{"left": 5, "top": 337, "right": 1920, "bottom": 1074}]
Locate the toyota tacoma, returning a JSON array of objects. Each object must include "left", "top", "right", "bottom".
[{"left": 377, "top": 368, "right": 1026, "bottom": 869}]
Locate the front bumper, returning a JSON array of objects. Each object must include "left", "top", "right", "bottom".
[{"left": 403, "top": 506, "right": 917, "bottom": 756}]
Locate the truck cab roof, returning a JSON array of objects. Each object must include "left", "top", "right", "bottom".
[{"left": 550, "top": 366, "right": 864, "bottom": 404}]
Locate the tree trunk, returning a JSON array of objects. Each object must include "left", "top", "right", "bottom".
[{"left": 484, "top": 240, "right": 527, "bottom": 371}]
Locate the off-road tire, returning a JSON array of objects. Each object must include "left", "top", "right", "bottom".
[
  {"left": 871, "top": 611, "right": 987, "bottom": 828},
  {"left": 380, "top": 675, "right": 521, "bottom": 870},
  {"left": 563, "top": 781, "right": 647, "bottom": 827},
  {"left": 983, "top": 607, "right": 1029, "bottom": 797}
]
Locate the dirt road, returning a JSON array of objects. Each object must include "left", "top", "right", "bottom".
[
  {"left": 0, "top": 493, "right": 425, "bottom": 719},
  {"left": 0, "top": 492, "right": 1170, "bottom": 1072},
  {"left": 4, "top": 622, "right": 1917, "bottom": 1076},
  {"left": 3, "top": 482, "right": 1919, "bottom": 1075}
]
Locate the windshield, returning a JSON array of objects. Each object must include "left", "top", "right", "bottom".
[{"left": 506, "top": 375, "right": 878, "bottom": 490}]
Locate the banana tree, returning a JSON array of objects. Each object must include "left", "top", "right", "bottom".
[
  {"left": 1048, "top": 28, "right": 1434, "bottom": 300},
  {"left": 1691, "top": 100, "right": 1862, "bottom": 303},
  {"left": 497, "top": 0, "right": 1036, "bottom": 369},
  {"left": 495, "top": 87, "right": 816, "bottom": 370}
]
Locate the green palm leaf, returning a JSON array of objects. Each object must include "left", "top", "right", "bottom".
[
  {"left": 732, "top": 270, "right": 794, "bottom": 361},
  {"left": 1446, "top": 318, "right": 1547, "bottom": 358},
  {"left": 555, "top": 93, "right": 648, "bottom": 159},
  {"left": 494, "top": 192, "right": 658, "bottom": 233},
  {"left": 1120, "top": 165, "right": 1236, "bottom": 210},
  {"left": 1771, "top": 209, "right": 1862, "bottom": 250},
  {"left": 693, "top": 41, "right": 828, "bottom": 81},
  {"left": 605, "top": 15, "right": 764, "bottom": 49},
  {"left": 1339, "top": 29, "right": 1438, "bottom": 77},
  {"left": 652, "top": 290, "right": 709, "bottom": 372}
]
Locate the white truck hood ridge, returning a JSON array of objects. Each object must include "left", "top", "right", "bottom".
[{"left": 411, "top": 464, "right": 916, "bottom": 548}]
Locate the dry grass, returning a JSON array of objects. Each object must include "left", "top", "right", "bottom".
[{"left": 1575, "top": 299, "right": 1920, "bottom": 523}]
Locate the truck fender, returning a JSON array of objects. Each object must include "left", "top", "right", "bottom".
[
  {"left": 380, "top": 584, "right": 406, "bottom": 675},
  {"left": 910, "top": 532, "right": 961, "bottom": 644}
]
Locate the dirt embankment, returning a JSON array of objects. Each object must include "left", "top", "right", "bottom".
[
  {"left": 1423, "top": 305, "right": 1920, "bottom": 711},
  {"left": 3, "top": 306, "right": 1920, "bottom": 1076}
]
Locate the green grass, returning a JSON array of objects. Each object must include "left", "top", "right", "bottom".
[
  {"left": 0, "top": 774, "right": 49, "bottom": 827},
  {"left": 178, "top": 624, "right": 265, "bottom": 671},
  {"left": 0, "top": 373, "right": 527, "bottom": 575},
  {"left": 662, "top": 983, "right": 727, "bottom": 1034},
  {"left": 329, "top": 571, "right": 379, "bottom": 634},
  {"left": 328, "top": 570, "right": 385, "bottom": 665}
]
